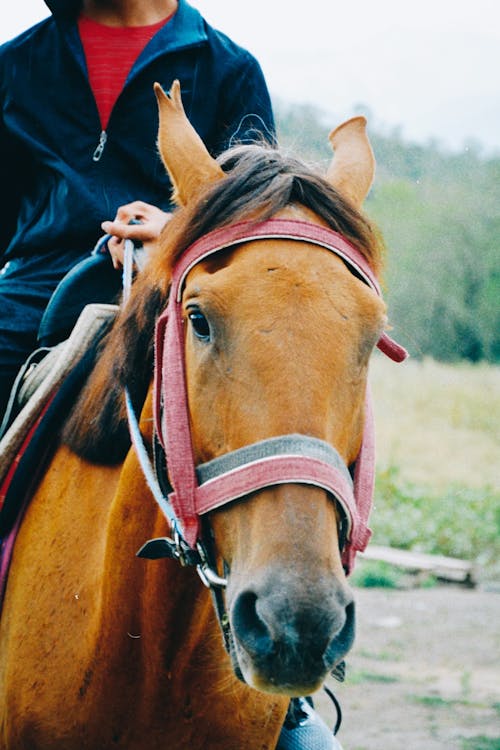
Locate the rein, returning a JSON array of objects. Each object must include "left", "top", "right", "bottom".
[{"left": 122, "top": 241, "right": 228, "bottom": 589}]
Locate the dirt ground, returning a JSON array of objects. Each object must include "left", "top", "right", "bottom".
[{"left": 315, "top": 584, "right": 500, "bottom": 750}]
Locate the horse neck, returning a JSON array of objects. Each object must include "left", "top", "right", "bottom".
[
  {"left": 94, "top": 483, "right": 285, "bottom": 745},
  {"left": 92, "top": 392, "right": 227, "bottom": 709}
]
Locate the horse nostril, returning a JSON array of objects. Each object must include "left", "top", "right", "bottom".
[
  {"left": 232, "top": 589, "right": 274, "bottom": 659},
  {"left": 323, "top": 599, "right": 356, "bottom": 669}
]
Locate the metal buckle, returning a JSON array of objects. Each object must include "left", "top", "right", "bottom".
[{"left": 195, "top": 542, "right": 227, "bottom": 589}]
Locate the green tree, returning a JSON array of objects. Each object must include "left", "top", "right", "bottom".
[{"left": 274, "top": 100, "right": 500, "bottom": 363}]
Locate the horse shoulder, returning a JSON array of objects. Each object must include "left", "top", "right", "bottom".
[{"left": 0, "top": 444, "right": 123, "bottom": 736}]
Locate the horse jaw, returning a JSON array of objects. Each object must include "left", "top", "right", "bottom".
[
  {"left": 154, "top": 80, "right": 224, "bottom": 205},
  {"left": 326, "top": 116, "right": 375, "bottom": 208}
]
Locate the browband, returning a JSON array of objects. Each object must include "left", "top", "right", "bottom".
[{"left": 167, "top": 219, "right": 408, "bottom": 362}]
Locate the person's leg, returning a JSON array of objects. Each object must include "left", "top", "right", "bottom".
[
  {"left": 0, "top": 250, "right": 93, "bottom": 418},
  {"left": 0, "top": 277, "right": 51, "bottom": 418},
  {"left": 277, "top": 697, "right": 343, "bottom": 750}
]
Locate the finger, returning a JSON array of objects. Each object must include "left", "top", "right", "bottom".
[
  {"left": 114, "top": 206, "right": 139, "bottom": 223},
  {"left": 101, "top": 221, "right": 137, "bottom": 239},
  {"left": 113, "top": 200, "right": 154, "bottom": 222},
  {"left": 101, "top": 221, "right": 162, "bottom": 242},
  {"left": 107, "top": 235, "right": 123, "bottom": 249},
  {"left": 107, "top": 236, "right": 124, "bottom": 270}
]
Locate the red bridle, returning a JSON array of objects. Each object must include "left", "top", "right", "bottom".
[{"left": 153, "top": 218, "right": 407, "bottom": 572}]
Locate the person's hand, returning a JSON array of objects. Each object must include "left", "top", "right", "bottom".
[{"left": 101, "top": 201, "right": 171, "bottom": 269}]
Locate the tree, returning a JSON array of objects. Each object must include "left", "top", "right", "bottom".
[{"left": 274, "top": 99, "right": 500, "bottom": 363}]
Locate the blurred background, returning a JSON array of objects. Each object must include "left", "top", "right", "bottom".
[{"left": 2, "top": 5, "right": 499, "bottom": 748}]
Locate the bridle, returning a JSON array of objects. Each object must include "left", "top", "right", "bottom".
[{"left": 125, "top": 218, "right": 407, "bottom": 595}]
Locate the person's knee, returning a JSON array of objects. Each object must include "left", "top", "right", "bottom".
[{"left": 0, "top": 321, "right": 41, "bottom": 421}]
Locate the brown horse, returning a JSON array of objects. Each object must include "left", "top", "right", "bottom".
[{"left": 0, "top": 82, "right": 402, "bottom": 749}]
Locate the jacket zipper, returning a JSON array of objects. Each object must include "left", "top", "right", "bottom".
[{"left": 92, "top": 130, "right": 108, "bottom": 162}]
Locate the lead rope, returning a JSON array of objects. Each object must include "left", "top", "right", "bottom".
[
  {"left": 324, "top": 684, "right": 343, "bottom": 736},
  {"left": 122, "top": 239, "right": 180, "bottom": 533}
]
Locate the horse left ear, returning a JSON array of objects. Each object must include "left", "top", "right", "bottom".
[
  {"left": 154, "top": 80, "right": 225, "bottom": 206},
  {"left": 326, "top": 116, "right": 375, "bottom": 209}
]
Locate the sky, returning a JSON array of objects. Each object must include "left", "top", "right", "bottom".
[{"left": 2, "top": 1, "right": 499, "bottom": 154}]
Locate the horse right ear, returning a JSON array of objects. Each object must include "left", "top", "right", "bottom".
[
  {"left": 154, "top": 80, "right": 225, "bottom": 206},
  {"left": 326, "top": 116, "right": 375, "bottom": 209}
]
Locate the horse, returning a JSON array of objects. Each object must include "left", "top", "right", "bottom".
[{"left": 0, "top": 81, "right": 406, "bottom": 749}]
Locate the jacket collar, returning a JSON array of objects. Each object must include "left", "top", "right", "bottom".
[
  {"left": 45, "top": 0, "right": 207, "bottom": 65},
  {"left": 44, "top": 0, "right": 206, "bottom": 47},
  {"left": 44, "top": 0, "right": 81, "bottom": 18}
]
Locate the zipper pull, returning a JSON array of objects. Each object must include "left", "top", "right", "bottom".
[{"left": 92, "top": 130, "right": 107, "bottom": 162}]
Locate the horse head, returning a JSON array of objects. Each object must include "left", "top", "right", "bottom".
[{"left": 146, "top": 82, "right": 394, "bottom": 695}]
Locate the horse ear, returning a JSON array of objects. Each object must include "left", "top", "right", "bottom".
[
  {"left": 154, "top": 80, "right": 224, "bottom": 205},
  {"left": 326, "top": 116, "right": 375, "bottom": 209}
]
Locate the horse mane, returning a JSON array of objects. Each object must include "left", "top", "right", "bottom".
[{"left": 62, "top": 142, "right": 384, "bottom": 463}]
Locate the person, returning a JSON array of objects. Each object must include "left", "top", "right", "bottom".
[
  {"left": 0, "top": 0, "right": 276, "bottom": 416},
  {"left": 0, "top": 1, "right": 342, "bottom": 746}
]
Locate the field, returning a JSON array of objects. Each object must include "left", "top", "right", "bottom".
[
  {"left": 370, "top": 355, "right": 499, "bottom": 492},
  {"left": 319, "top": 586, "right": 500, "bottom": 750},
  {"left": 316, "top": 357, "right": 500, "bottom": 750},
  {"left": 368, "top": 355, "right": 500, "bottom": 578}
]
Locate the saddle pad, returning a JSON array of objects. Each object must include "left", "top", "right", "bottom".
[{"left": 0, "top": 304, "right": 118, "bottom": 489}]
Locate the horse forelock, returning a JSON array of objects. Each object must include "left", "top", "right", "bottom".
[{"left": 63, "top": 142, "right": 383, "bottom": 463}]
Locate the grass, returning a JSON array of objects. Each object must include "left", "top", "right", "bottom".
[
  {"left": 461, "top": 738, "right": 500, "bottom": 750},
  {"left": 370, "top": 355, "right": 499, "bottom": 490},
  {"left": 411, "top": 695, "right": 478, "bottom": 709},
  {"left": 346, "top": 669, "right": 400, "bottom": 686},
  {"left": 367, "top": 356, "right": 500, "bottom": 579},
  {"left": 371, "top": 467, "right": 500, "bottom": 570},
  {"left": 351, "top": 560, "right": 405, "bottom": 589}
]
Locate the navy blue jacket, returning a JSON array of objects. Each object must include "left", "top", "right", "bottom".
[{"left": 0, "top": 0, "right": 275, "bottom": 263}]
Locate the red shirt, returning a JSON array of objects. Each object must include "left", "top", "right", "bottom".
[{"left": 78, "top": 14, "right": 172, "bottom": 130}]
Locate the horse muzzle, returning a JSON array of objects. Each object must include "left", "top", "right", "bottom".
[{"left": 227, "top": 570, "right": 355, "bottom": 695}]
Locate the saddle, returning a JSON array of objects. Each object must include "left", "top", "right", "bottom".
[
  {"left": 0, "top": 302, "right": 118, "bottom": 490},
  {"left": 0, "top": 246, "right": 123, "bottom": 474},
  {"left": 0, "top": 246, "right": 124, "bottom": 519}
]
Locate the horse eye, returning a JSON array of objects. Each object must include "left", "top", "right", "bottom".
[{"left": 188, "top": 310, "right": 211, "bottom": 341}]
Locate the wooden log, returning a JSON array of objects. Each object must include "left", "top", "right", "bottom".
[{"left": 359, "top": 545, "right": 476, "bottom": 586}]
